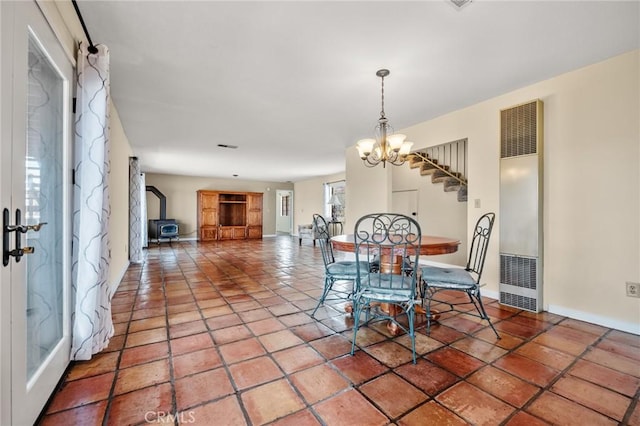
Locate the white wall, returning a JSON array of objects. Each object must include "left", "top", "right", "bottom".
[
  {"left": 345, "top": 146, "right": 391, "bottom": 233},
  {"left": 108, "top": 106, "right": 134, "bottom": 290},
  {"left": 348, "top": 50, "right": 639, "bottom": 333},
  {"left": 392, "top": 164, "right": 468, "bottom": 266}
]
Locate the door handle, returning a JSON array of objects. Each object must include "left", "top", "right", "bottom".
[
  {"left": 7, "top": 246, "right": 35, "bottom": 258},
  {"left": 6, "top": 222, "right": 47, "bottom": 233},
  {"left": 3, "top": 208, "right": 42, "bottom": 266}
]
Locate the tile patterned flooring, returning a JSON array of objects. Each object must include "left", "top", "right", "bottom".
[{"left": 40, "top": 238, "right": 640, "bottom": 425}]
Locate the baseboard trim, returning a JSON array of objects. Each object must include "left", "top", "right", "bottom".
[
  {"left": 482, "top": 289, "right": 499, "bottom": 300},
  {"left": 110, "top": 260, "right": 130, "bottom": 298},
  {"left": 546, "top": 304, "right": 640, "bottom": 336},
  {"left": 146, "top": 237, "right": 198, "bottom": 244},
  {"left": 482, "top": 288, "right": 639, "bottom": 335}
]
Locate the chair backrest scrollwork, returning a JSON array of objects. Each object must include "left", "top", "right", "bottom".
[
  {"left": 354, "top": 213, "right": 421, "bottom": 294},
  {"left": 466, "top": 212, "right": 496, "bottom": 281},
  {"left": 312, "top": 214, "right": 335, "bottom": 268}
]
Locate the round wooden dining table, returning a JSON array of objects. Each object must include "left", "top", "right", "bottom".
[
  {"left": 331, "top": 234, "right": 460, "bottom": 335},
  {"left": 331, "top": 234, "right": 460, "bottom": 256}
]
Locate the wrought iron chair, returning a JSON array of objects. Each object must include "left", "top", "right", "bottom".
[
  {"left": 311, "top": 214, "right": 368, "bottom": 317},
  {"left": 350, "top": 213, "right": 421, "bottom": 364},
  {"left": 420, "top": 212, "right": 500, "bottom": 338}
]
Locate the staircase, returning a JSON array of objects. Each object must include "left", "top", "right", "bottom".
[{"left": 407, "top": 138, "right": 468, "bottom": 202}]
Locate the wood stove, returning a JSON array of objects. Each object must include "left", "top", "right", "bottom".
[
  {"left": 147, "top": 186, "right": 179, "bottom": 243},
  {"left": 148, "top": 219, "right": 179, "bottom": 242}
]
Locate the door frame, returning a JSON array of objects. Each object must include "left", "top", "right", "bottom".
[
  {"left": 275, "top": 189, "right": 293, "bottom": 234},
  {"left": 0, "top": 1, "right": 74, "bottom": 423}
]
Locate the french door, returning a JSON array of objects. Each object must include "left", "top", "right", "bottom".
[{"left": 1, "top": 1, "right": 73, "bottom": 425}]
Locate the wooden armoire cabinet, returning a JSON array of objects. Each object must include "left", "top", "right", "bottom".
[{"left": 197, "top": 190, "right": 263, "bottom": 241}]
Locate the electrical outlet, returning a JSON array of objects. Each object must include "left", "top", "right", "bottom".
[{"left": 626, "top": 282, "right": 640, "bottom": 298}]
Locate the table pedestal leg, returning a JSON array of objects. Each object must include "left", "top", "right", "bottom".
[{"left": 345, "top": 255, "right": 441, "bottom": 336}]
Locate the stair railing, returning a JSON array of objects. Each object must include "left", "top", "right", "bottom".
[{"left": 409, "top": 138, "right": 467, "bottom": 186}]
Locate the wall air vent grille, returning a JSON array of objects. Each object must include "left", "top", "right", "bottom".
[
  {"left": 500, "top": 255, "right": 537, "bottom": 290},
  {"left": 501, "top": 100, "right": 538, "bottom": 158},
  {"left": 500, "top": 292, "right": 538, "bottom": 312}
]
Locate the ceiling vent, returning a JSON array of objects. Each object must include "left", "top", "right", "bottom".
[{"left": 449, "top": 0, "right": 473, "bottom": 10}]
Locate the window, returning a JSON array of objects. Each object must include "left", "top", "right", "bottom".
[
  {"left": 280, "top": 194, "right": 290, "bottom": 217},
  {"left": 325, "top": 180, "right": 345, "bottom": 221}
]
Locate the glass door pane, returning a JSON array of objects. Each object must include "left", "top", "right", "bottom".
[{"left": 25, "top": 34, "right": 65, "bottom": 380}]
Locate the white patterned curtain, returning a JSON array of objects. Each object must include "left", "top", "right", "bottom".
[
  {"left": 71, "top": 44, "right": 113, "bottom": 360},
  {"left": 141, "top": 173, "right": 148, "bottom": 248},
  {"left": 129, "top": 157, "right": 143, "bottom": 263}
]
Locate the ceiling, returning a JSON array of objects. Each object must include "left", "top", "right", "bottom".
[{"left": 77, "top": 1, "right": 639, "bottom": 182}]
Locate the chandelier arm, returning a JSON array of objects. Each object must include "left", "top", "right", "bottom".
[
  {"left": 364, "top": 157, "right": 380, "bottom": 167},
  {"left": 358, "top": 68, "right": 410, "bottom": 169}
]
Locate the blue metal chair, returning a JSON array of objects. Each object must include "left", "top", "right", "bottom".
[
  {"left": 350, "top": 213, "right": 421, "bottom": 364},
  {"left": 420, "top": 212, "right": 500, "bottom": 338},
  {"left": 311, "top": 214, "right": 368, "bottom": 317}
]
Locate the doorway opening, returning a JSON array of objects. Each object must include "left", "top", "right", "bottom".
[{"left": 276, "top": 190, "right": 293, "bottom": 235}]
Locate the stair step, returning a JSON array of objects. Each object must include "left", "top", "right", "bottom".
[
  {"left": 420, "top": 165, "right": 437, "bottom": 175},
  {"left": 408, "top": 155, "right": 425, "bottom": 169},
  {"left": 420, "top": 160, "right": 443, "bottom": 175},
  {"left": 457, "top": 186, "right": 468, "bottom": 202},
  {"left": 432, "top": 170, "right": 451, "bottom": 183},
  {"left": 443, "top": 178, "right": 461, "bottom": 192}
]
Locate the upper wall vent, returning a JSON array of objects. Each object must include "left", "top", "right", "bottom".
[{"left": 500, "top": 100, "right": 541, "bottom": 158}]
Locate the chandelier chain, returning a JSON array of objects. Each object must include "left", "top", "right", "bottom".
[
  {"left": 380, "top": 75, "right": 386, "bottom": 119},
  {"left": 356, "top": 68, "right": 413, "bottom": 168}
]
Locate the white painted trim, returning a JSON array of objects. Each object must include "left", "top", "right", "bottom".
[
  {"left": 482, "top": 289, "right": 499, "bottom": 300},
  {"left": 479, "top": 289, "right": 638, "bottom": 334},
  {"left": 417, "top": 259, "right": 465, "bottom": 269},
  {"left": 35, "top": 1, "right": 77, "bottom": 67},
  {"left": 421, "top": 271, "right": 640, "bottom": 334},
  {"left": 547, "top": 304, "right": 640, "bottom": 336},
  {"left": 147, "top": 237, "right": 197, "bottom": 243}
]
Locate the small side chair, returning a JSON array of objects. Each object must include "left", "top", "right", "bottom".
[
  {"left": 298, "top": 223, "right": 320, "bottom": 246},
  {"left": 420, "top": 212, "right": 500, "bottom": 338},
  {"left": 311, "top": 214, "right": 367, "bottom": 317}
]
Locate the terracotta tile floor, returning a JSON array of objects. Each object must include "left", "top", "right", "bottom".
[{"left": 39, "top": 238, "right": 640, "bottom": 425}]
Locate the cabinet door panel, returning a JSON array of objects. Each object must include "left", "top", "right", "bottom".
[
  {"left": 200, "top": 226, "right": 218, "bottom": 241},
  {"left": 201, "top": 193, "right": 219, "bottom": 209},
  {"left": 234, "top": 226, "right": 247, "bottom": 239},
  {"left": 247, "top": 226, "right": 262, "bottom": 239},
  {"left": 219, "top": 227, "right": 234, "bottom": 240},
  {"left": 202, "top": 210, "right": 218, "bottom": 226},
  {"left": 247, "top": 194, "right": 263, "bottom": 227}
]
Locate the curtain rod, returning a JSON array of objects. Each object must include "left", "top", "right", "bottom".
[{"left": 71, "top": 0, "right": 98, "bottom": 54}]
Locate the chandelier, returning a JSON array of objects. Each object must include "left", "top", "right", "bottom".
[{"left": 356, "top": 69, "right": 413, "bottom": 167}]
